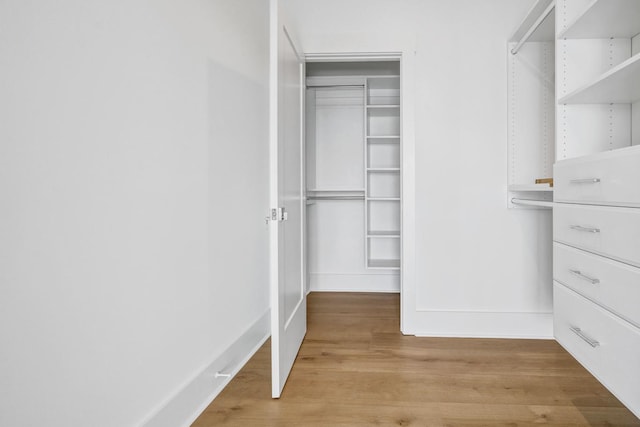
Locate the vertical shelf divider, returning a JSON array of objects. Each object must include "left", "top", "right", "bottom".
[{"left": 363, "top": 78, "right": 369, "bottom": 269}]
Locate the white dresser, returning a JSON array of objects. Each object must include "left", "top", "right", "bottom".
[{"left": 553, "top": 145, "right": 640, "bottom": 418}]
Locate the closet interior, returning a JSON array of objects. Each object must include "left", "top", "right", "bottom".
[{"left": 305, "top": 60, "right": 402, "bottom": 293}]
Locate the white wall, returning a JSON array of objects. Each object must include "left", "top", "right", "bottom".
[
  {"left": 0, "top": 1, "right": 269, "bottom": 426},
  {"left": 287, "top": 0, "right": 553, "bottom": 336}
]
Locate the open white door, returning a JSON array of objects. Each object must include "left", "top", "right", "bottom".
[{"left": 269, "top": 0, "right": 306, "bottom": 398}]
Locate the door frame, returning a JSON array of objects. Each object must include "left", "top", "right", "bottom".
[{"left": 303, "top": 52, "right": 416, "bottom": 333}]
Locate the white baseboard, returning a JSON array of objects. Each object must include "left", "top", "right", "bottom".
[
  {"left": 309, "top": 272, "right": 400, "bottom": 293},
  {"left": 139, "top": 309, "right": 270, "bottom": 427},
  {"left": 409, "top": 311, "right": 553, "bottom": 339}
]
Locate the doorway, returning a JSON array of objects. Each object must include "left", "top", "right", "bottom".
[{"left": 304, "top": 58, "right": 402, "bottom": 295}]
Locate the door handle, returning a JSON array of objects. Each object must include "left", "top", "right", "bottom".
[
  {"left": 569, "top": 269, "right": 600, "bottom": 285},
  {"left": 570, "top": 178, "right": 600, "bottom": 184},
  {"left": 570, "top": 326, "right": 600, "bottom": 348},
  {"left": 570, "top": 225, "right": 600, "bottom": 233}
]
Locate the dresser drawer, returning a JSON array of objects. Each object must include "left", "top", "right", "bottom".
[
  {"left": 554, "top": 243, "right": 640, "bottom": 328},
  {"left": 554, "top": 145, "right": 640, "bottom": 208},
  {"left": 553, "top": 204, "right": 640, "bottom": 268},
  {"left": 554, "top": 282, "right": 640, "bottom": 416}
]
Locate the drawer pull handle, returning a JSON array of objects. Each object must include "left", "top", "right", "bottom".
[
  {"left": 570, "top": 178, "right": 601, "bottom": 184},
  {"left": 569, "top": 269, "right": 600, "bottom": 285},
  {"left": 570, "top": 326, "right": 600, "bottom": 348},
  {"left": 570, "top": 225, "right": 600, "bottom": 233}
]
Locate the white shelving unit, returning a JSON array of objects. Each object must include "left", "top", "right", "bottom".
[
  {"left": 553, "top": 0, "right": 640, "bottom": 418},
  {"left": 507, "top": 0, "right": 556, "bottom": 209},
  {"left": 556, "top": 0, "right": 638, "bottom": 159},
  {"left": 365, "top": 76, "right": 401, "bottom": 270}
]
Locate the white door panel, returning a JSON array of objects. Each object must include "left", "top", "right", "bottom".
[{"left": 269, "top": 0, "right": 305, "bottom": 399}]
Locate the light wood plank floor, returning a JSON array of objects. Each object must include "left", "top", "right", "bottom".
[{"left": 193, "top": 292, "right": 640, "bottom": 426}]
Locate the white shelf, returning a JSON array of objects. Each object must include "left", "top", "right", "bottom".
[
  {"left": 367, "top": 231, "right": 400, "bottom": 238},
  {"left": 366, "top": 136, "right": 401, "bottom": 140},
  {"left": 558, "top": 0, "right": 640, "bottom": 39},
  {"left": 559, "top": 53, "right": 640, "bottom": 104},
  {"left": 367, "top": 168, "right": 400, "bottom": 172},
  {"left": 367, "top": 259, "right": 400, "bottom": 269},
  {"left": 366, "top": 136, "right": 400, "bottom": 141},
  {"left": 508, "top": 184, "right": 554, "bottom": 192},
  {"left": 367, "top": 197, "right": 400, "bottom": 201},
  {"left": 366, "top": 105, "right": 400, "bottom": 109},
  {"left": 510, "top": 198, "right": 554, "bottom": 208},
  {"left": 307, "top": 188, "right": 365, "bottom": 193}
]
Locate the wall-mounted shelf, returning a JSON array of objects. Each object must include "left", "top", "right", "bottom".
[
  {"left": 508, "top": 184, "right": 554, "bottom": 192},
  {"left": 558, "top": 0, "right": 640, "bottom": 39},
  {"left": 306, "top": 189, "right": 365, "bottom": 203},
  {"left": 367, "top": 168, "right": 400, "bottom": 172},
  {"left": 367, "top": 231, "right": 400, "bottom": 238},
  {"left": 307, "top": 188, "right": 365, "bottom": 193},
  {"left": 366, "top": 105, "right": 400, "bottom": 109},
  {"left": 367, "top": 136, "right": 400, "bottom": 141},
  {"left": 559, "top": 53, "right": 640, "bottom": 104},
  {"left": 510, "top": 198, "right": 554, "bottom": 209},
  {"left": 368, "top": 259, "right": 400, "bottom": 269}
]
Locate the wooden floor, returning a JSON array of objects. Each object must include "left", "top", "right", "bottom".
[{"left": 193, "top": 293, "right": 640, "bottom": 426}]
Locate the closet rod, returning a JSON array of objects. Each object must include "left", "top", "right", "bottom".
[
  {"left": 511, "top": 198, "right": 554, "bottom": 208},
  {"left": 510, "top": 1, "right": 555, "bottom": 55},
  {"left": 306, "top": 84, "right": 365, "bottom": 89}
]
